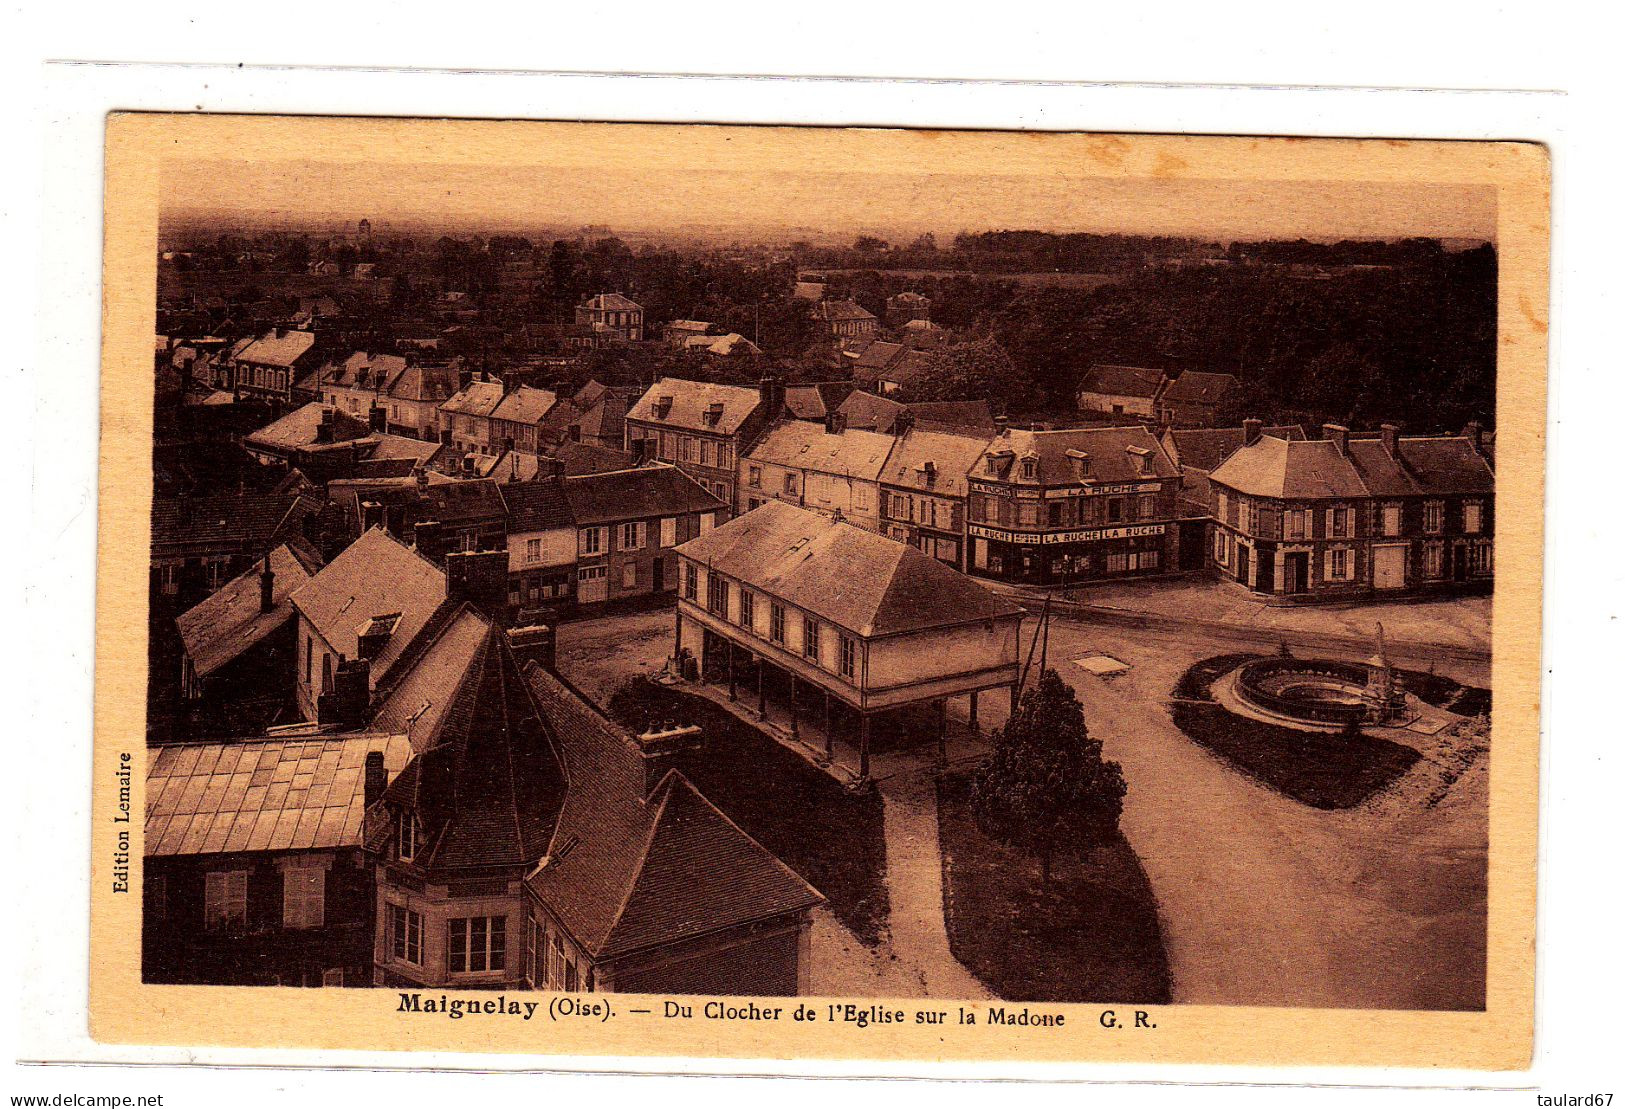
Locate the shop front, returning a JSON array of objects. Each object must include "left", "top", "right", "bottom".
[{"left": 969, "top": 523, "right": 1174, "bottom": 584}]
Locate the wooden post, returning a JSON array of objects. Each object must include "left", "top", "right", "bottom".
[
  {"left": 789, "top": 675, "right": 799, "bottom": 738},
  {"left": 756, "top": 656, "right": 767, "bottom": 719},
  {"left": 936, "top": 698, "right": 947, "bottom": 766},
  {"left": 969, "top": 690, "right": 980, "bottom": 735},
  {"left": 822, "top": 691, "right": 833, "bottom": 765},
  {"left": 859, "top": 713, "right": 871, "bottom": 782},
  {"left": 727, "top": 640, "right": 737, "bottom": 701}
]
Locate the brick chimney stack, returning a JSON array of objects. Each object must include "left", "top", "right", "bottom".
[
  {"left": 1322, "top": 423, "right": 1349, "bottom": 455},
  {"left": 317, "top": 656, "right": 371, "bottom": 730},
  {"left": 259, "top": 552, "right": 275, "bottom": 614},
  {"left": 445, "top": 549, "right": 511, "bottom": 620},
  {"left": 1243, "top": 418, "right": 1263, "bottom": 447},
  {"left": 363, "top": 750, "right": 387, "bottom": 809},
  {"left": 634, "top": 724, "right": 703, "bottom": 797},
  {"left": 1380, "top": 423, "right": 1401, "bottom": 457}
]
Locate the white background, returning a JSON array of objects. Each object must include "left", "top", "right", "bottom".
[{"left": 9, "top": 3, "right": 1621, "bottom": 1106}]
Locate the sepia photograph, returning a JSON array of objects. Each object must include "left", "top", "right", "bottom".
[{"left": 87, "top": 114, "right": 1547, "bottom": 1066}]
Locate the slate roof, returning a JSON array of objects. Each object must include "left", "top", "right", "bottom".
[
  {"left": 564, "top": 465, "right": 726, "bottom": 526},
  {"left": 522, "top": 664, "right": 823, "bottom": 960},
  {"left": 625, "top": 377, "right": 763, "bottom": 436},
  {"left": 369, "top": 605, "right": 493, "bottom": 752},
  {"left": 323, "top": 351, "right": 408, "bottom": 392},
  {"left": 876, "top": 348, "right": 938, "bottom": 388},
  {"left": 151, "top": 490, "right": 319, "bottom": 558},
  {"left": 502, "top": 479, "right": 574, "bottom": 533},
  {"left": 746, "top": 420, "right": 897, "bottom": 481},
  {"left": 570, "top": 393, "right": 628, "bottom": 443},
  {"left": 904, "top": 399, "right": 997, "bottom": 432},
  {"left": 145, "top": 733, "right": 412, "bottom": 858},
  {"left": 782, "top": 381, "right": 855, "bottom": 421},
  {"left": 1208, "top": 435, "right": 1369, "bottom": 499},
  {"left": 554, "top": 441, "right": 639, "bottom": 476},
  {"left": 1345, "top": 436, "right": 1497, "bottom": 498},
  {"left": 423, "top": 478, "right": 509, "bottom": 524},
  {"left": 244, "top": 403, "right": 372, "bottom": 452},
  {"left": 1162, "top": 425, "right": 1307, "bottom": 472},
  {"left": 289, "top": 528, "right": 447, "bottom": 686},
  {"left": 237, "top": 328, "right": 317, "bottom": 368},
  {"left": 836, "top": 390, "right": 907, "bottom": 433},
  {"left": 980, "top": 427, "right": 1181, "bottom": 486},
  {"left": 382, "top": 628, "right": 567, "bottom": 872},
  {"left": 177, "top": 543, "right": 321, "bottom": 680},
  {"left": 675, "top": 500, "right": 1024, "bottom": 638},
  {"left": 849, "top": 341, "right": 905, "bottom": 373},
  {"left": 1078, "top": 364, "right": 1165, "bottom": 399},
  {"left": 388, "top": 364, "right": 459, "bottom": 405},
  {"left": 878, "top": 427, "right": 994, "bottom": 497}
]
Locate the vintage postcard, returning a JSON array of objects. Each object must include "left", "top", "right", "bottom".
[{"left": 91, "top": 113, "right": 1548, "bottom": 1069}]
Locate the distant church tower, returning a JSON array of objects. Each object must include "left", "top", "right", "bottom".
[{"left": 358, "top": 218, "right": 372, "bottom": 244}]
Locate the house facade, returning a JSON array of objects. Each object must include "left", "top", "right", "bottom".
[
  {"left": 623, "top": 377, "right": 779, "bottom": 507},
  {"left": 966, "top": 426, "right": 1184, "bottom": 584},
  {"left": 575, "top": 293, "right": 644, "bottom": 342},
  {"left": 502, "top": 478, "right": 577, "bottom": 613},
  {"left": 563, "top": 465, "right": 728, "bottom": 606},
  {"left": 437, "top": 377, "right": 506, "bottom": 455},
  {"left": 877, "top": 425, "right": 993, "bottom": 572},
  {"left": 738, "top": 414, "right": 896, "bottom": 532},
  {"left": 232, "top": 328, "right": 322, "bottom": 403},
  {"left": 1075, "top": 364, "right": 1165, "bottom": 420},
  {"left": 815, "top": 298, "right": 878, "bottom": 341},
  {"left": 1206, "top": 422, "right": 1495, "bottom": 598}
]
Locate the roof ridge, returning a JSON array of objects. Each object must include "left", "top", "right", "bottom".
[{"left": 596, "top": 772, "right": 677, "bottom": 950}]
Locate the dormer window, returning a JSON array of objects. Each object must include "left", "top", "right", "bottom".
[
  {"left": 653, "top": 396, "right": 673, "bottom": 420},
  {"left": 1066, "top": 448, "right": 1092, "bottom": 480},
  {"left": 703, "top": 401, "right": 724, "bottom": 428},
  {"left": 397, "top": 809, "right": 423, "bottom": 862},
  {"left": 1020, "top": 457, "right": 1037, "bottom": 481},
  {"left": 985, "top": 457, "right": 998, "bottom": 475},
  {"left": 1127, "top": 445, "right": 1153, "bottom": 476}
]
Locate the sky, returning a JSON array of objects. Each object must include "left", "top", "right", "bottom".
[{"left": 162, "top": 158, "right": 1497, "bottom": 243}]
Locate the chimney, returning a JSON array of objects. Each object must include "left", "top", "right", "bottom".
[
  {"left": 1462, "top": 419, "right": 1485, "bottom": 454},
  {"left": 922, "top": 459, "right": 937, "bottom": 487},
  {"left": 445, "top": 549, "right": 511, "bottom": 619},
  {"left": 1243, "top": 418, "right": 1263, "bottom": 447},
  {"left": 315, "top": 407, "right": 335, "bottom": 444},
  {"left": 413, "top": 518, "right": 443, "bottom": 560},
  {"left": 758, "top": 375, "right": 784, "bottom": 420},
  {"left": 892, "top": 408, "right": 914, "bottom": 436},
  {"left": 363, "top": 750, "right": 387, "bottom": 809},
  {"left": 824, "top": 410, "right": 846, "bottom": 435},
  {"left": 1380, "top": 423, "right": 1400, "bottom": 457},
  {"left": 994, "top": 415, "right": 1009, "bottom": 437},
  {"left": 258, "top": 552, "right": 275, "bottom": 614},
  {"left": 439, "top": 427, "right": 454, "bottom": 446},
  {"left": 369, "top": 403, "right": 387, "bottom": 433},
  {"left": 1322, "top": 423, "right": 1349, "bottom": 455},
  {"left": 316, "top": 656, "right": 371, "bottom": 730},
  {"left": 507, "top": 623, "right": 557, "bottom": 673},
  {"left": 633, "top": 723, "right": 703, "bottom": 798},
  {"left": 414, "top": 465, "right": 429, "bottom": 492},
  {"left": 461, "top": 454, "right": 477, "bottom": 476}
]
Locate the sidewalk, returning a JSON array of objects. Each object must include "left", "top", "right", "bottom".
[{"left": 985, "top": 574, "right": 1490, "bottom": 662}]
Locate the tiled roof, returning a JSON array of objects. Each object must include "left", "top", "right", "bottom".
[
  {"left": 503, "top": 479, "right": 574, "bottom": 533},
  {"left": 745, "top": 420, "right": 897, "bottom": 481},
  {"left": 816, "top": 298, "right": 875, "bottom": 323},
  {"left": 383, "top": 628, "right": 566, "bottom": 872},
  {"left": 244, "top": 403, "right": 372, "bottom": 452},
  {"left": 849, "top": 341, "right": 905, "bottom": 372},
  {"left": 490, "top": 386, "right": 560, "bottom": 427},
  {"left": 664, "top": 319, "right": 712, "bottom": 334},
  {"left": 522, "top": 665, "right": 822, "bottom": 959},
  {"left": 980, "top": 426, "right": 1181, "bottom": 486},
  {"left": 1078, "top": 364, "right": 1165, "bottom": 400},
  {"left": 582, "top": 292, "right": 643, "bottom": 312},
  {"left": 367, "top": 434, "right": 444, "bottom": 463},
  {"left": 289, "top": 528, "right": 447, "bottom": 687},
  {"left": 421, "top": 477, "right": 508, "bottom": 524},
  {"left": 904, "top": 399, "right": 997, "bottom": 432},
  {"left": 878, "top": 427, "right": 994, "bottom": 497},
  {"left": 369, "top": 606, "right": 493, "bottom": 752},
  {"left": 323, "top": 351, "right": 408, "bottom": 392},
  {"left": 571, "top": 394, "right": 628, "bottom": 443},
  {"left": 1163, "top": 425, "right": 1306, "bottom": 472},
  {"left": 145, "top": 733, "right": 412, "bottom": 857},
  {"left": 782, "top": 382, "right": 854, "bottom": 421},
  {"left": 1346, "top": 436, "right": 1497, "bottom": 497},
  {"left": 389, "top": 364, "right": 459, "bottom": 405},
  {"left": 439, "top": 379, "right": 505, "bottom": 418},
  {"left": 555, "top": 441, "right": 639, "bottom": 476},
  {"left": 676, "top": 500, "right": 1024, "bottom": 638},
  {"left": 1160, "top": 370, "right": 1237, "bottom": 406},
  {"left": 564, "top": 465, "right": 726, "bottom": 526},
  {"left": 836, "top": 390, "right": 907, "bottom": 432},
  {"left": 876, "top": 348, "right": 937, "bottom": 387},
  {"left": 177, "top": 543, "right": 321, "bottom": 680},
  {"left": 625, "top": 377, "right": 763, "bottom": 436},
  {"left": 237, "top": 328, "right": 317, "bottom": 368}
]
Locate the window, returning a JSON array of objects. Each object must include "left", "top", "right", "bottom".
[
  {"left": 1216, "top": 491, "right": 1229, "bottom": 524},
  {"left": 839, "top": 635, "right": 856, "bottom": 679},
  {"left": 578, "top": 564, "right": 607, "bottom": 583},
  {"left": 783, "top": 472, "right": 798, "bottom": 496},
  {"left": 1047, "top": 502, "right": 1063, "bottom": 527},
  {"left": 304, "top": 635, "right": 312, "bottom": 685},
  {"left": 1382, "top": 503, "right": 1402, "bottom": 537},
  {"left": 204, "top": 870, "right": 248, "bottom": 932},
  {"left": 1138, "top": 494, "right": 1158, "bottom": 522},
  {"left": 659, "top": 517, "right": 677, "bottom": 547},
  {"left": 739, "top": 590, "right": 755, "bottom": 631},
  {"left": 580, "top": 526, "right": 605, "bottom": 555},
  {"left": 525, "top": 538, "right": 542, "bottom": 563},
  {"left": 1018, "top": 501, "right": 1039, "bottom": 527},
  {"left": 770, "top": 602, "right": 786, "bottom": 644},
  {"left": 622, "top": 561, "right": 637, "bottom": 589},
  {"left": 748, "top": 464, "right": 763, "bottom": 488},
  {"left": 1424, "top": 541, "right": 1445, "bottom": 579},
  {"left": 1424, "top": 500, "right": 1444, "bottom": 534},
  {"left": 699, "top": 512, "right": 716, "bottom": 532},
  {"left": 804, "top": 617, "right": 821, "bottom": 662},
  {"left": 1245, "top": 501, "right": 1260, "bottom": 534},
  {"left": 683, "top": 562, "right": 698, "bottom": 600},
  {"left": 1463, "top": 501, "right": 1483, "bottom": 534},
  {"left": 703, "top": 572, "right": 730, "bottom": 616},
  {"left": 1470, "top": 541, "right": 1493, "bottom": 574},
  {"left": 1106, "top": 498, "right": 1124, "bottom": 524},
  {"left": 1327, "top": 506, "right": 1350, "bottom": 539},
  {"left": 699, "top": 439, "right": 714, "bottom": 466},
  {"left": 206, "top": 558, "right": 231, "bottom": 592},
  {"left": 389, "top": 903, "right": 423, "bottom": 965},
  {"left": 282, "top": 866, "right": 325, "bottom": 929},
  {"left": 158, "top": 563, "right": 180, "bottom": 596},
  {"left": 854, "top": 485, "right": 870, "bottom": 510},
  {"left": 395, "top": 810, "right": 422, "bottom": 861},
  {"left": 448, "top": 916, "right": 506, "bottom": 974},
  {"left": 1021, "top": 459, "right": 1036, "bottom": 480},
  {"left": 1327, "top": 548, "right": 1352, "bottom": 581},
  {"left": 1284, "top": 508, "right": 1306, "bottom": 540},
  {"left": 619, "top": 521, "right": 644, "bottom": 551}
]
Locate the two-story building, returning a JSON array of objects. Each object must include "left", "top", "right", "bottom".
[
  {"left": 488, "top": 386, "right": 571, "bottom": 455},
  {"left": 623, "top": 377, "right": 780, "bottom": 507},
  {"left": 562, "top": 465, "right": 728, "bottom": 606},
  {"left": 502, "top": 478, "right": 577, "bottom": 613},
  {"left": 877, "top": 424, "right": 994, "bottom": 572},
  {"left": 673, "top": 501, "right": 1026, "bottom": 781},
  {"left": 232, "top": 327, "right": 322, "bottom": 403},
  {"left": 575, "top": 293, "right": 644, "bottom": 342},
  {"left": 437, "top": 376, "right": 506, "bottom": 455},
  {"left": 1206, "top": 421, "right": 1495, "bottom": 597},
  {"left": 814, "top": 298, "right": 878, "bottom": 342},
  {"left": 1074, "top": 364, "right": 1165, "bottom": 421},
  {"left": 966, "top": 426, "right": 1183, "bottom": 584},
  {"left": 738, "top": 414, "right": 896, "bottom": 532}
]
